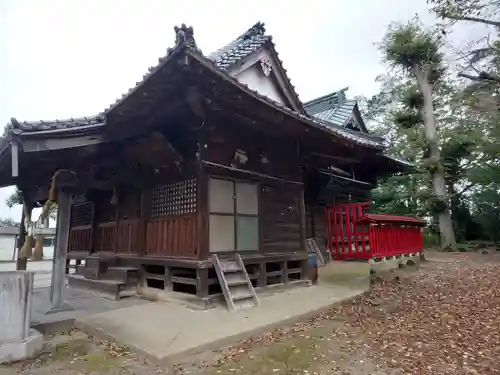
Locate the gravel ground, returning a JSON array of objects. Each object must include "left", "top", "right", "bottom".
[{"left": 2, "top": 250, "right": 499, "bottom": 375}]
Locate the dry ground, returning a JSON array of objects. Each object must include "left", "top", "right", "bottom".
[{"left": 2, "top": 250, "right": 500, "bottom": 375}]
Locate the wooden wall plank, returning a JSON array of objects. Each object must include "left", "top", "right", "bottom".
[{"left": 145, "top": 214, "right": 198, "bottom": 258}]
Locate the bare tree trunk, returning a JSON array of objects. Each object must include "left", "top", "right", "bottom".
[{"left": 413, "top": 66, "right": 457, "bottom": 249}]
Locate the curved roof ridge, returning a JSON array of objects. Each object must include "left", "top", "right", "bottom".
[{"left": 303, "top": 87, "right": 349, "bottom": 108}]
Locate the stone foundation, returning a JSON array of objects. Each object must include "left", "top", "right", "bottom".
[
  {"left": 0, "top": 329, "right": 44, "bottom": 364},
  {"left": 0, "top": 271, "right": 43, "bottom": 364}
]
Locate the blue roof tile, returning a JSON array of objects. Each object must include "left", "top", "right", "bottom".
[{"left": 208, "top": 22, "right": 270, "bottom": 71}]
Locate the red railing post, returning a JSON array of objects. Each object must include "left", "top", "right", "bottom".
[
  {"left": 325, "top": 203, "right": 424, "bottom": 261},
  {"left": 326, "top": 207, "right": 333, "bottom": 258},
  {"left": 345, "top": 205, "right": 352, "bottom": 258}
]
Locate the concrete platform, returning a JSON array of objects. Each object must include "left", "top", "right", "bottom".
[
  {"left": 320, "top": 260, "right": 371, "bottom": 281},
  {"left": 75, "top": 282, "right": 367, "bottom": 363},
  {"left": 319, "top": 253, "right": 422, "bottom": 281},
  {"left": 31, "top": 287, "right": 148, "bottom": 333}
]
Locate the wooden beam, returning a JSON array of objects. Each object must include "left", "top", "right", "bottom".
[
  {"left": 11, "top": 141, "right": 19, "bottom": 177},
  {"left": 202, "top": 160, "right": 303, "bottom": 185},
  {"left": 197, "top": 135, "right": 210, "bottom": 261},
  {"left": 310, "top": 152, "right": 358, "bottom": 164},
  {"left": 21, "top": 134, "right": 104, "bottom": 152},
  {"left": 318, "top": 170, "right": 373, "bottom": 186}
]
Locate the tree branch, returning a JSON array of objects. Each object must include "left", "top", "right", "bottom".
[
  {"left": 456, "top": 182, "right": 475, "bottom": 197},
  {"left": 442, "top": 13, "right": 500, "bottom": 28},
  {"left": 458, "top": 72, "right": 500, "bottom": 84}
]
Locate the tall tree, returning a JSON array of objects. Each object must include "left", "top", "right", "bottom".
[{"left": 381, "top": 21, "right": 457, "bottom": 249}]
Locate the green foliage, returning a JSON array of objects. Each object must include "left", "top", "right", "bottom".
[
  {"left": 5, "top": 188, "right": 58, "bottom": 221},
  {"left": 427, "top": 196, "right": 449, "bottom": 214},
  {"left": 422, "top": 158, "right": 440, "bottom": 174},
  {"left": 382, "top": 21, "right": 444, "bottom": 71},
  {"left": 401, "top": 85, "right": 424, "bottom": 109},
  {"left": 393, "top": 110, "right": 421, "bottom": 129},
  {"left": 0, "top": 217, "right": 19, "bottom": 227},
  {"left": 422, "top": 228, "right": 440, "bottom": 247},
  {"left": 367, "top": 5, "right": 500, "bottom": 245},
  {"left": 472, "top": 188, "right": 500, "bottom": 243},
  {"left": 6, "top": 188, "right": 22, "bottom": 209},
  {"left": 428, "top": 0, "right": 500, "bottom": 86}
]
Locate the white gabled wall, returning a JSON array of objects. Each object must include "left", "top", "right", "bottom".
[
  {"left": 235, "top": 64, "right": 287, "bottom": 105},
  {"left": 231, "top": 49, "right": 292, "bottom": 108}
]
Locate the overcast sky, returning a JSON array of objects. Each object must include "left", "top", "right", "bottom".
[{"left": 0, "top": 0, "right": 477, "bottom": 223}]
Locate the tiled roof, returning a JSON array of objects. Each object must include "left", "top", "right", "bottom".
[
  {"left": 198, "top": 56, "right": 385, "bottom": 148},
  {"left": 208, "top": 22, "right": 305, "bottom": 114},
  {"left": 384, "top": 154, "right": 416, "bottom": 168},
  {"left": 208, "top": 22, "right": 270, "bottom": 71},
  {"left": 304, "top": 88, "right": 356, "bottom": 127},
  {"left": 310, "top": 99, "right": 357, "bottom": 126},
  {"left": 8, "top": 115, "right": 104, "bottom": 133},
  {"left": 5, "top": 22, "right": 389, "bottom": 151},
  {"left": 303, "top": 88, "right": 348, "bottom": 113}
]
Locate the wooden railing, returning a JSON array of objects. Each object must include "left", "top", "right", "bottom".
[
  {"left": 94, "top": 222, "right": 116, "bottom": 252},
  {"left": 68, "top": 225, "right": 92, "bottom": 252},
  {"left": 368, "top": 224, "right": 423, "bottom": 258},
  {"left": 67, "top": 215, "right": 197, "bottom": 256},
  {"left": 116, "top": 219, "right": 143, "bottom": 254},
  {"left": 326, "top": 202, "right": 425, "bottom": 260}
]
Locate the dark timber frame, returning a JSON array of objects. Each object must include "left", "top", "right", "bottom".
[{"left": 0, "top": 24, "right": 411, "bottom": 304}]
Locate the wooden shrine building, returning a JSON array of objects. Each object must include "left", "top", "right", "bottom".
[{"left": 0, "top": 22, "right": 411, "bottom": 307}]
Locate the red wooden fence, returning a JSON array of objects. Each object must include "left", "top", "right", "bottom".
[{"left": 326, "top": 202, "right": 425, "bottom": 260}]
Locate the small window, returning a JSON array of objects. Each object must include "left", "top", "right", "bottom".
[
  {"left": 209, "top": 178, "right": 259, "bottom": 252},
  {"left": 209, "top": 179, "right": 234, "bottom": 213},
  {"left": 236, "top": 182, "right": 258, "bottom": 215},
  {"left": 209, "top": 214, "right": 235, "bottom": 252},
  {"left": 236, "top": 216, "right": 259, "bottom": 251}
]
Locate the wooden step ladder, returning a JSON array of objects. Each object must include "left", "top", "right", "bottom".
[{"left": 212, "top": 254, "right": 259, "bottom": 311}]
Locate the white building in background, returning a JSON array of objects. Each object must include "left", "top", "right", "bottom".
[{"left": 0, "top": 226, "right": 56, "bottom": 262}]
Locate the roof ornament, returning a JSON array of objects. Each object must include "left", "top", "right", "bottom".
[
  {"left": 10, "top": 117, "right": 20, "bottom": 129},
  {"left": 242, "top": 22, "right": 266, "bottom": 40},
  {"left": 260, "top": 56, "right": 272, "bottom": 76},
  {"left": 167, "top": 24, "right": 199, "bottom": 56}
]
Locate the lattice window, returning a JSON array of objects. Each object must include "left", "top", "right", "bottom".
[
  {"left": 71, "top": 201, "right": 93, "bottom": 226},
  {"left": 151, "top": 178, "right": 197, "bottom": 218}
]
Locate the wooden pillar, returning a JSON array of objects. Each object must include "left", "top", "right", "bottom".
[
  {"left": 138, "top": 188, "right": 149, "bottom": 256},
  {"left": 197, "top": 138, "right": 209, "bottom": 261},
  {"left": 299, "top": 188, "right": 307, "bottom": 253},
  {"left": 15, "top": 209, "right": 27, "bottom": 271},
  {"left": 310, "top": 204, "right": 316, "bottom": 238},
  {"left": 281, "top": 261, "right": 289, "bottom": 284},
  {"left": 196, "top": 268, "right": 209, "bottom": 298},
  {"left": 47, "top": 170, "right": 77, "bottom": 314},
  {"left": 299, "top": 188, "right": 309, "bottom": 281},
  {"left": 89, "top": 201, "right": 97, "bottom": 253},
  {"left": 258, "top": 262, "right": 266, "bottom": 288}
]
